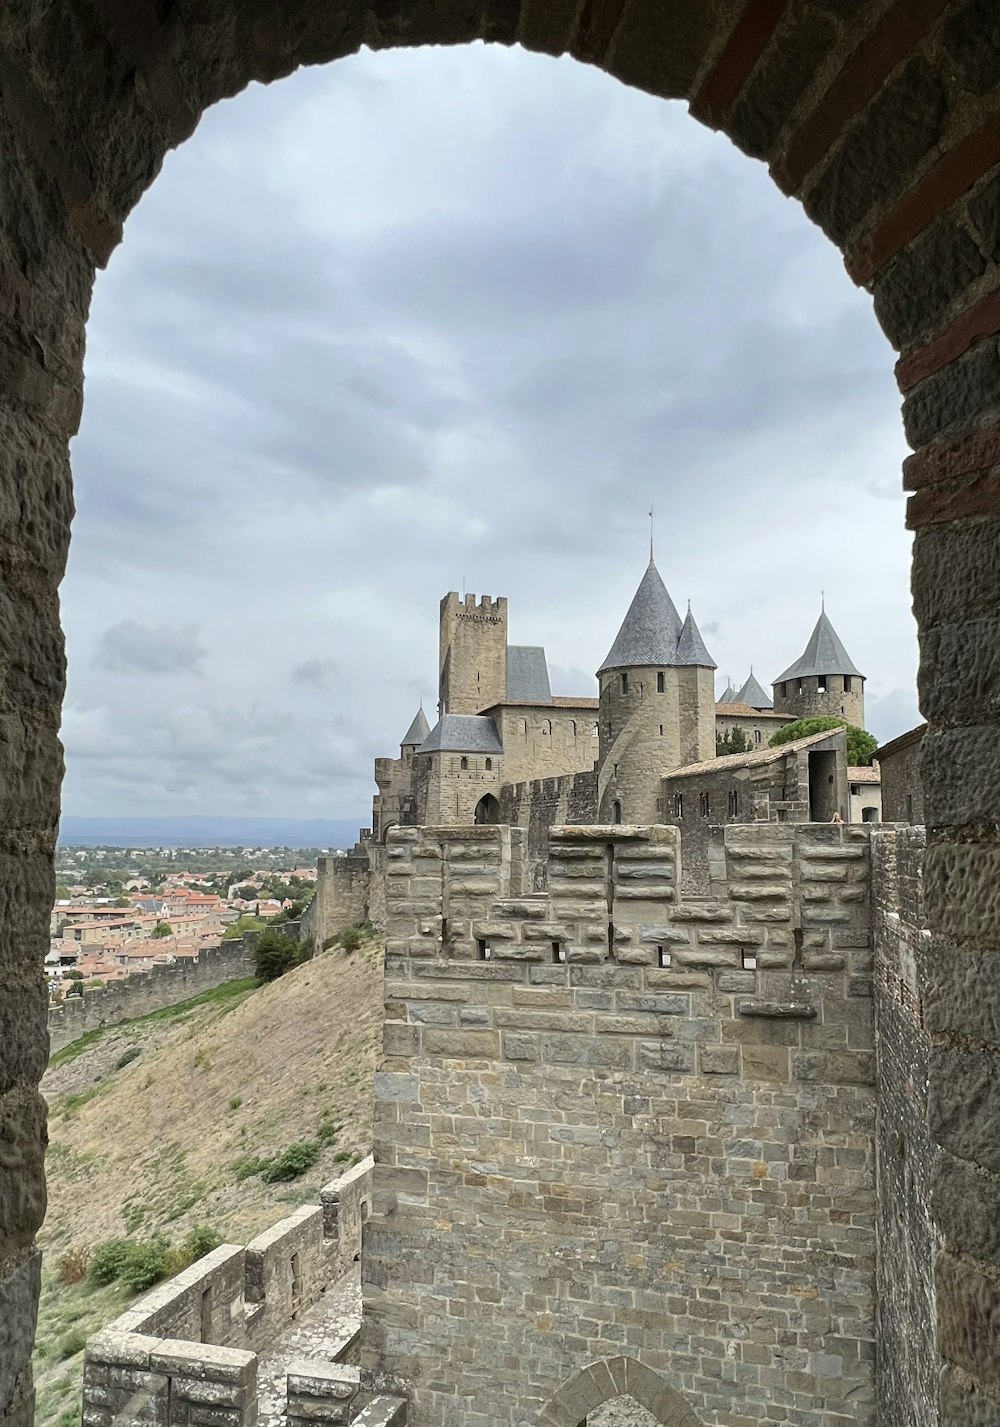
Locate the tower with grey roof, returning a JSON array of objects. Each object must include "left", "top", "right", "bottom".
[
  {"left": 772, "top": 605, "right": 866, "bottom": 729},
  {"left": 596, "top": 559, "right": 716, "bottom": 823}
]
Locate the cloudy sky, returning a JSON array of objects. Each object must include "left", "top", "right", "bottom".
[{"left": 62, "top": 42, "right": 918, "bottom": 822}]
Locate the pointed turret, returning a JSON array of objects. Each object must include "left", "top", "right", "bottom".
[
  {"left": 676, "top": 602, "right": 716, "bottom": 669},
  {"left": 717, "top": 680, "right": 738, "bottom": 705},
  {"left": 597, "top": 559, "right": 683, "bottom": 674},
  {"left": 773, "top": 604, "right": 865, "bottom": 728},
  {"left": 736, "top": 670, "right": 772, "bottom": 710},
  {"left": 401, "top": 705, "right": 431, "bottom": 748},
  {"left": 597, "top": 558, "right": 716, "bottom": 822},
  {"left": 775, "top": 609, "right": 863, "bottom": 684}
]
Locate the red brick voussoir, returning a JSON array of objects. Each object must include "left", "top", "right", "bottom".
[
  {"left": 896, "top": 290, "right": 1000, "bottom": 393},
  {"left": 690, "top": 0, "right": 789, "bottom": 128},
  {"left": 848, "top": 116, "right": 1000, "bottom": 285}
]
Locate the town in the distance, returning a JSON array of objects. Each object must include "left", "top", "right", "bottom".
[{"left": 48, "top": 845, "right": 324, "bottom": 999}]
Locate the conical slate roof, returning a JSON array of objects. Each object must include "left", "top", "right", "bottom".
[
  {"left": 401, "top": 706, "right": 430, "bottom": 747},
  {"left": 676, "top": 604, "right": 717, "bottom": 669},
  {"left": 598, "top": 561, "right": 684, "bottom": 674},
  {"left": 775, "top": 609, "right": 864, "bottom": 684},
  {"left": 736, "top": 671, "right": 772, "bottom": 709},
  {"left": 717, "top": 682, "right": 738, "bottom": 704}
]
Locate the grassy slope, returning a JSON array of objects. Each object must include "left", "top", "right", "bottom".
[{"left": 36, "top": 939, "right": 384, "bottom": 1427}]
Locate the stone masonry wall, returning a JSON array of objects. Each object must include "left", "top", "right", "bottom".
[
  {"left": 82, "top": 1159, "right": 374, "bottom": 1427},
  {"left": 499, "top": 769, "right": 598, "bottom": 889},
  {"left": 312, "top": 852, "right": 372, "bottom": 948},
  {"left": 47, "top": 936, "right": 258, "bottom": 1053},
  {"left": 362, "top": 823, "right": 875, "bottom": 1426},
  {"left": 871, "top": 827, "right": 935, "bottom": 1427}
]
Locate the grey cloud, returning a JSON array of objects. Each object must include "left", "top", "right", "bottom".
[
  {"left": 60, "top": 44, "right": 917, "bottom": 820},
  {"left": 94, "top": 621, "right": 205, "bottom": 676},
  {"left": 293, "top": 658, "right": 339, "bottom": 687}
]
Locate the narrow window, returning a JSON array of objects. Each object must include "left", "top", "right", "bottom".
[
  {"left": 658, "top": 946, "right": 672, "bottom": 968},
  {"left": 659, "top": 724, "right": 664, "bottom": 736},
  {"left": 844, "top": 675, "right": 853, "bottom": 692},
  {"left": 477, "top": 939, "right": 491, "bottom": 960},
  {"left": 612, "top": 800, "right": 622, "bottom": 825},
  {"left": 291, "top": 1252, "right": 303, "bottom": 1309},
  {"left": 779, "top": 682, "right": 786, "bottom": 698},
  {"left": 851, "top": 783, "right": 861, "bottom": 797},
  {"left": 741, "top": 949, "right": 758, "bottom": 970},
  {"left": 796, "top": 679, "right": 804, "bottom": 695},
  {"left": 570, "top": 721, "right": 577, "bottom": 736},
  {"left": 460, "top": 756, "right": 468, "bottom": 771},
  {"left": 699, "top": 792, "right": 709, "bottom": 817},
  {"left": 674, "top": 793, "right": 684, "bottom": 818},
  {"left": 728, "top": 790, "right": 739, "bottom": 817},
  {"left": 657, "top": 672, "right": 665, "bottom": 693},
  {"left": 485, "top": 758, "right": 492, "bottom": 771},
  {"left": 200, "top": 1286, "right": 213, "bottom": 1343},
  {"left": 541, "top": 719, "right": 551, "bottom": 735},
  {"left": 907, "top": 793, "right": 914, "bottom": 823},
  {"left": 817, "top": 675, "right": 827, "bottom": 693},
  {"left": 552, "top": 941, "right": 566, "bottom": 964},
  {"left": 621, "top": 672, "right": 629, "bottom": 694},
  {"left": 754, "top": 729, "right": 761, "bottom": 745}
]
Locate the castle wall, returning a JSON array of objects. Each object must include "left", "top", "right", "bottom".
[
  {"left": 363, "top": 823, "right": 876, "bottom": 1426},
  {"left": 714, "top": 710, "right": 793, "bottom": 747},
  {"left": 870, "top": 827, "right": 936, "bottom": 1427},
  {"left": 312, "top": 850, "right": 372, "bottom": 947},
  {"left": 773, "top": 674, "right": 865, "bottom": 730},
  {"left": 418, "top": 750, "right": 503, "bottom": 826},
  {"left": 498, "top": 769, "right": 598, "bottom": 887},
  {"left": 598, "top": 666, "right": 715, "bottom": 823},
  {"left": 492, "top": 705, "right": 597, "bottom": 787},
  {"left": 661, "top": 737, "right": 846, "bottom": 894},
  {"left": 438, "top": 593, "right": 507, "bottom": 715},
  {"left": 373, "top": 750, "right": 418, "bottom": 840},
  {"left": 47, "top": 935, "right": 262, "bottom": 1053},
  {"left": 878, "top": 726, "right": 925, "bottom": 824}
]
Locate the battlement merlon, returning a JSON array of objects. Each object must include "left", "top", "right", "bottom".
[{"left": 383, "top": 820, "right": 872, "bottom": 987}]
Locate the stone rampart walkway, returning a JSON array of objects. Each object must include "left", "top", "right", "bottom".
[{"left": 256, "top": 1269, "right": 362, "bottom": 1427}]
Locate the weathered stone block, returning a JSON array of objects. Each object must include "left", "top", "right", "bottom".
[
  {"left": 699, "top": 1045, "right": 739, "bottom": 1076},
  {"left": 937, "top": 1250, "right": 1000, "bottom": 1385},
  {"left": 929, "top": 1047, "right": 1000, "bottom": 1173},
  {"left": 421, "top": 1029, "right": 500, "bottom": 1059}
]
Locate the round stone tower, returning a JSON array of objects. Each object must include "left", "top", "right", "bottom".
[
  {"left": 772, "top": 606, "right": 866, "bottom": 728},
  {"left": 597, "top": 561, "right": 716, "bottom": 824}
]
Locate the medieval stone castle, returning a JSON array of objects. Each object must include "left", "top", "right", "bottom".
[{"left": 372, "top": 557, "right": 868, "bottom": 840}]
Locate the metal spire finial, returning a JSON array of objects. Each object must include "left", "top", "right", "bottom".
[{"left": 649, "top": 505, "right": 654, "bottom": 564}]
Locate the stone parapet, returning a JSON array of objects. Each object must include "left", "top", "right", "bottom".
[
  {"left": 81, "top": 1159, "right": 374, "bottom": 1427},
  {"left": 365, "top": 822, "right": 876, "bottom": 1424}
]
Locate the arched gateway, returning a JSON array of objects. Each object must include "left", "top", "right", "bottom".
[
  {"left": 0, "top": 5, "right": 997, "bottom": 1427},
  {"left": 539, "top": 1357, "right": 702, "bottom": 1427}
]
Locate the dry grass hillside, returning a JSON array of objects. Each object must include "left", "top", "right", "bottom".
[{"left": 36, "top": 936, "right": 384, "bottom": 1427}]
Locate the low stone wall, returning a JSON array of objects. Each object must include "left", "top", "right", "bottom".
[
  {"left": 49, "top": 938, "right": 250, "bottom": 1053},
  {"left": 83, "top": 1157, "right": 374, "bottom": 1427}
]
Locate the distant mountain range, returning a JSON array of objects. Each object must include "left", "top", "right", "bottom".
[{"left": 57, "top": 816, "right": 366, "bottom": 849}]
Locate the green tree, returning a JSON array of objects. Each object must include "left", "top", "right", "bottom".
[
  {"left": 716, "top": 727, "right": 752, "bottom": 756},
  {"left": 224, "top": 914, "right": 266, "bottom": 941},
  {"left": 54, "top": 883, "right": 71, "bottom": 900},
  {"left": 234, "top": 885, "right": 258, "bottom": 902},
  {"left": 152, "top": 921, "right": 173, "bottom": 938},
  {"left": 768, "top": 716, "right": 878, "bottom": 765},
  {"left": 252, "top": 930, "right": 311, "bottom": 983}
]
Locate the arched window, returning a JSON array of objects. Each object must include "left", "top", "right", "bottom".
[
  {"left": 518, "top": 717, "right": 527, "bottom": 736},
  {"left": 612, "top": 800, "right": 622, "bottom": 825},
  {"left": 844, "top": 675, "right": 853, "bottom": 692},
  {"left": 657, "top": 672, "right": 665, "bottom": 693},
  {"left": 485, "top": 757, "right": 492, "bottom": 771},
  {"left": 541, "top": 718, "right": 551, "bottom": 735},
  {"left": 460, "top": 756, "right": 468, "bottom": 771},
  {"left": 570, "top": 720, "right": 577, "bottom": 736},
  {"left": 474, "top": 794, "right": 500, "bottom": 826}
]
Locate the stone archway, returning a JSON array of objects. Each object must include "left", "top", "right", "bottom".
[
  {"left": 474, "top": 793, "right": 500, "bottom": 825},
  {"left": 0, "top": 6, "right": 998, "bottom": 1426},
  {"left": 539, "top": 1357, "right": 701, "bottom": 1427}
]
